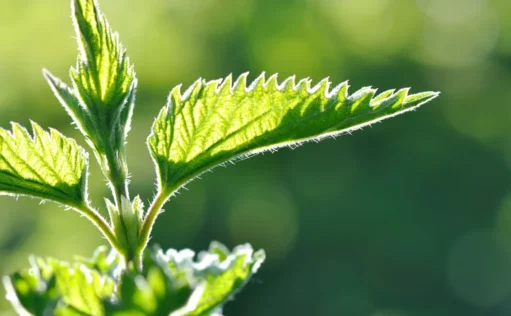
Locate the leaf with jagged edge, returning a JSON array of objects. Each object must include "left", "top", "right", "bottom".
[
  {"left": 155, "top": 242, "right": 265, "bottom": 316},
  {"left": 103, "top": 247, "right": 194, "bottom": 316},
  {"left": 3, "top": 244, "right": 264, "bottom": 315},
  {"left": 104, "top": 243, "right": 265, "bottom": 315},
  {"left": 0, "top": 122, "right": 88, "bottom": 207},
  {"left": 75, "top": 245, "right": 123, "bottom": 278},
  {"left": 148, "top": 73, "right": 439, "bottom": 195},
  {"left": 3, "top": 255, "right": 115, "bottom": 316},
  {"left": 44, "top": 0, "right": 137, "bottom": 181}
]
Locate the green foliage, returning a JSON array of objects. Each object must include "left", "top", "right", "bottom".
[
  {"left": 184, "top": 243, "right": 265, "bottom": 316},
  {"left": 45, "top": 0, "right": 137, "bottom": 188},
  {"left": 149, "top": 74, "right": 438, "bottom": 195},
  {"left": 0, "top": 122, "right": 88, "bottom": 207},
  {"left": 4, "top": 243, "right": 264, "bottom": 316},
  {"left": 4, "top": 254, "right": 115, "bottom": 315},
  {"left": 0, "top": 0, "right": 438, "bottom": 313}
]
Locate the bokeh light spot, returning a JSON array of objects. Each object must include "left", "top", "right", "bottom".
[
  {"left": 288, "top": 142, "right": 357, "bottom": 202},
  {"left": 228, "top": 185, "right": 298, "bottom": 261},
  {"left": 321, "top": 292, "right": 373, "bottom": 316},
  {"left": 154, "top": 182, "right": 207, "bottom": 248},
  {"left": 447, "top": 230, "right": 511, "bottom": 307},
  {"left": 415, "top": 2, "right": 498, "bottom": 68},
  {"left": 316, "top": 0, "right": 420, "bottom": 59},
  {"left": 416, "top": 0, "right": 488, "bottom": 24}
]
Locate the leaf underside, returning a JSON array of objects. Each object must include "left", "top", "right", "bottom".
[
  {"left": 149, "top": 73, "right": 439, "bottom": 194},
  {"left": 0, "top": 122, "right": 87, "bottom": 207},
  {"left": 5, "top": 243, "right": 265, "bottom": 316}
]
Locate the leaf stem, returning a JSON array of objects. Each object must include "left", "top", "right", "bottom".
[
  {"left": 76, "top": 204, "right": 121, "bottom": 252},
  {"left": 103, "top": 146, "right": 134, "bottom": 264},
  {"left": 135, "top": 190, "right": 169, "bottom": 266},
  {"left": 105, "top": 146, "right": 130, "bottom": 206}
]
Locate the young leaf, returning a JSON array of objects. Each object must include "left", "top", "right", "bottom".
[
  {"left": 75, "top": 245, "right": 123, "bottom": 278},
  {"left": 170, "top": 243, "right": 266, "bottom": 316},
  {"left": 0, "top": 122, "right": 88, "bottom": 207},
  {"left": 104, "top": 248, "right": 194, "bottom": 316},
  {"left": 111, "top": 243, "right": 265, "bottom": 316},
  {"left": 45, "top": 0, "right": 137, "bottom": 187},
  {"left": 4, "top": 244, "right": 266, "bottom": 315},
  {"left": 3, "top": 256, "right": 115, "bottom": 316},
  {"left": 149, "top": 73, "right": 439, "bottom": 195}
]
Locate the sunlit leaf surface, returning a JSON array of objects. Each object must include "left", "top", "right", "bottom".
[
  {"left": 0, "top": 122, "right": 88, "bottom": 207},
  {"left": 149, "top": 73, "right": 439, "bottom": 194},
  {"left": 5, "top": 243, "right": 264, "bottom": 316}
]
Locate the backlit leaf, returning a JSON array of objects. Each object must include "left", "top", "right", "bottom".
[
  {"left": 3, "top": 255, "right": 115, "bottom": 316},
  {"left": 4, "top": 244, "right": 265, "bottom": 316},
  {"left": 149, "top": 73, "right": 439, "bottom": 194},
  {"left": 44, "top": 0, "right": 137, "bottom": 182},
  {"left": 0, "top": 122, "right": 88, "bottom": 207},
  {"left": 171, "top": 243, "right": 266, "bottom": 316}
]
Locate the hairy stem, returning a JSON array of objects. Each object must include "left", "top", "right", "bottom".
[
  {"left": 76, "top": 204, "right": 121, "bottom": 251},
  {"left": 105, "top": 146, "right": 129, "bottom": 206},
  {"left": 136, "top": 190, "right": 168, "bottom": 267},
  {"left": 103, "top": 146, "right": 135, "bottom": 264}
]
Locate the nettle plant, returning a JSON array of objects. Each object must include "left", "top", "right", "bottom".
[{"left": 0, "top": 0, "right": 439, "bottom": 315}]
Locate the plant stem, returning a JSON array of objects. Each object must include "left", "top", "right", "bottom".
[
  {"left": 99, "top": 145, "right": 135, "bottom": 256},
  {"left": 77, "top": 204, "right": 121, "bottom": 252},
  {"left": 135, "top": 190, "right": 168, "bottom": 267},
  {"left": 105, "top": 147, "right": 130, "bottom": 206}
]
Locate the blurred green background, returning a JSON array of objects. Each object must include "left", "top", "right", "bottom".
[{"left": 1, "top": 0, "right": 511, "bottom": 315}]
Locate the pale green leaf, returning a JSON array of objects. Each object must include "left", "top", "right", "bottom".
[
  {"left": 148, "top": 73, "right": 439, "bottom": 194},
  {"left": 104, "top": 243, "right": 265, "bottom": 315},
  {"left": 104, "top": 248, "right": 193, "bottom": 316},
  {"left": 0, "top": 122, "right": 88, "bottom": 207},
  {"left": 45, "top": 0, "right": 137, "bottom": 182},
  {"left": 75, "top": 245, "right": 122, "bottom": 278},
  {"left": 43, "top": 70, "right": 95, "bottom": 149},
  {"left": 3, "top": 255, "right": 115, "bottom": 316},
  {"left": 177, "top": 243, "right": 265, "bottom": 316},
  {"left": 4, "top": 244, "right": 264, "bottom": 315},
  {"left": 70, "top": 0, "right": 136, "bottom": 152}
]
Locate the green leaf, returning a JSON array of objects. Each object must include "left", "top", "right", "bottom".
[
  {"left": 104, "top": 248, "right": 194, "bottom": 316},
  {"left": 0, "top": 122, "right": 88, "bottom": 207},
  {"left": 44, "top": 0, "right": 137, "bottom": 183},
  {"left": 3, "top": 255, "right": 115, "bottom": 316},
  {"left": 174, "top": 242, "right": 266, "bottom": 316},
  {"left": 148, "top": 73, "right": 439, "bottom": 194},
  {"left": 4, "top": 244, "right": 264, "bottom": 315},
  {"left": 75, "top": 245, "right": 122, "bottom": 278},
  {"left": 103, "top": 243, "right": 265, "bottom": 315},
  {"left": 43, "top": 71, "right": 95, "bottom": 151}
]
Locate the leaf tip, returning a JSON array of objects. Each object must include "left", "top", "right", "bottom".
[
  {"left": 233, "top": 72, "right": 250, "bottom": 92},
  {"left": 248, "top": 72, "right": 266, "bottom": 91},
  {"left": 41, "top": 68, "right": 52, "bottom": 79}
]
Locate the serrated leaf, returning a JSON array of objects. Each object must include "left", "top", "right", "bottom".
[
  {"left": 0, "top": 122, "right": 88, "bottom": 207},
  {"left": 4, "top": 244, "right": 264, "bottom": 316},
  {"left": 161, "top": 242, "right": 265, "bottom": 316},
  {"left": 71, "top": 0, "right": 136, "bottom": 146},
  {"left": 75, "top": 245, "right": 123, "bottom": 278},
  {"left": 43, "top": 71, "right": 95, "bottom": 149},
  {"left": 148, "top": 73, "right": 439, "bottom": 194},
  {"left": 104, "top": 249, "right": 193, "bottom": 316},
  {"left": 103, "top": 243, "right": 265, "bottom": 315},
  {"left": 44, "top": 0, "right": 137, "bottom": 182},
  {"left": 72, "top": 0, "right": 135, "bottom": 101},
  {"left": 3, "top": 255, "right": 115, "bottom": 316}
]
